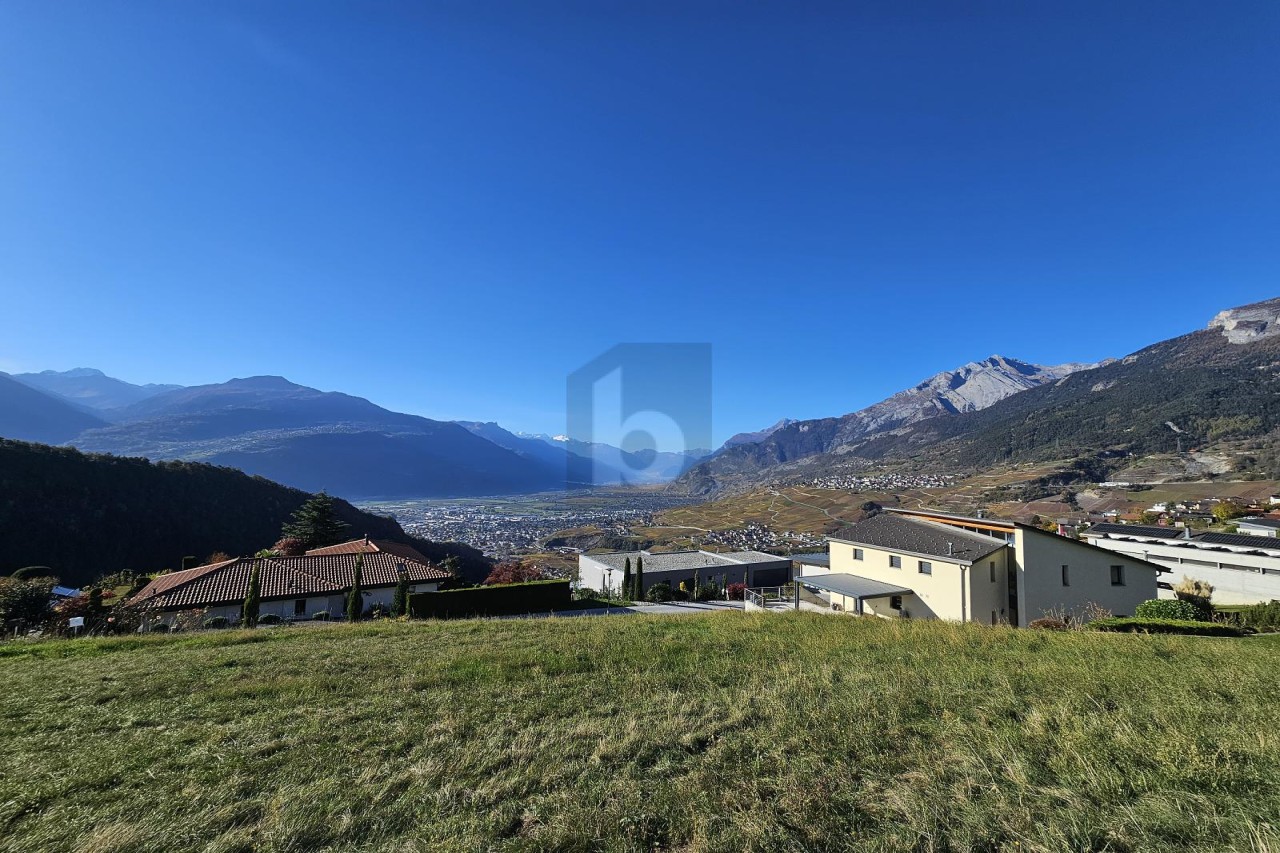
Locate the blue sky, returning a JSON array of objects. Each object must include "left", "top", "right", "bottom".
[{"left": 2, "top": 1, "right": 1278, "bottom": 446}]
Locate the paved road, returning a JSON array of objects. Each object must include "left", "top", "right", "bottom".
[{"left": 515, "top": 600, "right": 747, "bottom": 619}]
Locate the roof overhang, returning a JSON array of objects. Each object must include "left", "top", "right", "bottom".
[{"left": 798, "top": 573, "right": 912, "bottom": 600}]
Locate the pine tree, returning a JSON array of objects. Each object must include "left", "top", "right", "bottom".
[
  {"left": 346, "top": 553, "right": 364, "bottom": 622},
  {"left": 282, "top": 492, "right": 350, "bottom": 548},
  {"left": 242, "top": 561, "right": 261, "bottom": 627},
  {"left": 622, "top": 557, "right": 632, "bottom": 601},
  {"left": 392, "top": 567, "right": 410, "bottom": 617}
]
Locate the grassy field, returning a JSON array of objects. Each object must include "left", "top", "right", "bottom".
[{"left": 3, "top": 615, "right": 1280, "bottom": 852}]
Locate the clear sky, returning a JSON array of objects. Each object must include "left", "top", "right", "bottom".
[{"left": 2, "top": 1, "right": 1278, "bottom": 446}]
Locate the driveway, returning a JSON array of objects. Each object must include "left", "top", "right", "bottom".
[{"left": 513, "top": 600, "right": 747, "bottom": 619}]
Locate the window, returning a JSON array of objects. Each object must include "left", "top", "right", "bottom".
[
  {"left": 1061, "top": 565, "right": 1070, "bottom": 586},
  {"left": 989, "top": 561, "right": 996, "bottom": 582},
  {"left": 889, "top": 555, "right": 902, "bottom": 569},
  {"left": 853, "top": 548, "right": 864, "bottom": 560},
  {"left": 1110, "top": 565, "right": 1125, "bottom": 586},
  {"left": 918, "top": 560, "right": 932, "bottom": 575},
  {"left": 890, "top": 595, "right": 903, "bottom": 610}
]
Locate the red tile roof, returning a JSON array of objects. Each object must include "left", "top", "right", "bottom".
[
  {"left": 130, "top": 551, "right": 449, "bottom": 612},
  {"left": 305, "top": 538, "right": 431, "bottom": 563}
]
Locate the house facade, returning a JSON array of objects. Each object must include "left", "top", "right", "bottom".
[
  {"left": 799, "top": 509, "right": 1162, "bottom": 625},
  {"left": 578, "top": 549, "right": 791, "bottom": 597},
  {"left": 130, "top": 539, "right": 451, "bottom": 625}
]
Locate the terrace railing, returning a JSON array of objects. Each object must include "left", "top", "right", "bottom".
[{"left": 744, "top": 585, "right": 794, "bottom": 611}]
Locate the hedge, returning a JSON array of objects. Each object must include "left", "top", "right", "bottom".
[
  {"left": 1134, "top": 599, "right": 1205, "bottom": 622},
  {"left": 1227, "top": 600, "right": 1280, "bottom": 633},
  {"left": 1090, "top": 617, "right": 1245, "bottom": 637},
  {"left": 409, "top": 580, "right": 572, "bottom": 619}
]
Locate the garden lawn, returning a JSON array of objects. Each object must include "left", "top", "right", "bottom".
[{"left": 2, "top": 614, "right": 1280, "bottom": 852}]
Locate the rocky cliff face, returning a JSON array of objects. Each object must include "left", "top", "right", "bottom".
[
  {"left": 1209, "top": 297, "right": 1280, "bottom": 344},
  {"left": 847, "top": 355, "right": 1103, "bottom": 435},
  {"left": 721, "top": 418, "right": 797, "bottom": 449},
  {"left": 673, "top": 355, "right": 1104, "bottom": 495}
]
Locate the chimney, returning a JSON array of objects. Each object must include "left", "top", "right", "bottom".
[
  {"left": 946, "top": 542, "right": 954, "bottom": 556},
  {"left": 363, "top": 533, "right": 370, "bottom": 548},
  {"left": 976, "top": 509, "right": 986, "bottom": 519}
]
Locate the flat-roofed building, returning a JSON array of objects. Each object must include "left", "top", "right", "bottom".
[
  {"left": 577, "top": 549, "right": 790, "bottom": 597},
  {"left": 1083, "top": 524, "right": 1280, "bottom": 604},
  {"left": 1234, "top": 517, "right": 1280, "bottom": 538}
]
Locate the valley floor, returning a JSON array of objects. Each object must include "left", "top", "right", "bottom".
[{"left": 2, "top": 616, "right": 1279, "bottom": 852}]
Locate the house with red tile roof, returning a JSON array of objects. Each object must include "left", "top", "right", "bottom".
[
  {"left": 305, "top": 536, "right": 433, "bottom": 563},
  {"left": 129, "top": 547, "right": 450, "bottom": 625}
]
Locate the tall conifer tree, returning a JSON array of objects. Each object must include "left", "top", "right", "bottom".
[
  {"left": 242, "top": 561, "right": 261, "bottom": 626},
  {"left": 346, "top": 553, "right": 364, "bottom": 621},
  {"left": 282, "top": 492, "right": 350, "bottom": 548}
]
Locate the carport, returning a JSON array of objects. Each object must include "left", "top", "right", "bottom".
[{"left": 796, "top": 573, "right": 912, "bottom": 614}]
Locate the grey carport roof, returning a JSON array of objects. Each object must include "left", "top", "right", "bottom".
[{"left": 798, "top": 573, "right": 912, "bottom": 600}]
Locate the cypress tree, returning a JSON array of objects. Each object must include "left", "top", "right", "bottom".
[
  {"left": 635, "top": 556, "right": 644, "bottom": 600},
  {"left": 242, "top": 561, "right": 261, "bottom": 627},
  {"left": 282, "top": 492, "right": 350, "bottom": 548},
  {"left": 622, "top": 557, "right": 632, "bottom": 601},
  {"left": 392, "top": 567, "right": 410, "bottom": 617},
  {"left": 346, "top": 553, "right": 364, "bottom": 622}
]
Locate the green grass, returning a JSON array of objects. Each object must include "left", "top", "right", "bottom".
[{"left": 3, "top": 615, "right": 1280, "bottom": 852}]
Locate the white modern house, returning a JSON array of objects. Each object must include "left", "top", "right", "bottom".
[
  {"left": 1082, "top": 523, "right": 1280, "bottom": 605},
  {"left": 578, "top": 549, "right": 791, "bottom": 597},
  {"left": 795, "top": 509, "right": 1164, "bottom": 624},
  {"left": 1234, "top": 517, "right": 1280, "bottom": 538}
]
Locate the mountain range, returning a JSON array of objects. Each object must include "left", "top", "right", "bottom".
[
  {"left": 14, "top": 367, "right": 181, "bottom": 411},
  {"left": 674, "top": 298, "right": 1280, "bottom": 496},
  {"left": 0, "top": 371, "right": 707, "bottom": 498},
  {"left": 5, "top": 296, "right": 1278, "bottom": 501}
]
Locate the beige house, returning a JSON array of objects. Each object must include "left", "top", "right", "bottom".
[{"left": 798, "top": 509, "right": 1163, "bottom": 625}]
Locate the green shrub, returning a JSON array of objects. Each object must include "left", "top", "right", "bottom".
[
  {"left": 1135, "top": 599, "right": 1205, "bottom": 622},
  {"left": 695, "top": 582, "right": 720, "bottom": 602},
  {"left": 1090, "top": 617, "right": 1244, "bottom": 637},
  {"left": 150, "top": 624, "right": 171, "bottom": 633},
  {"left": 201, "top": 616, "right": 230, "bottom": 630},
  {"left": 645, "top": 582, "right": 674, "bottom": 603},
  {"left": 1230, "top": 600, "right": 1280, "bottom": 633},
  {"left": 1027, "top": 617, "right": 1069, "bottom": 631},
  {"left": 257, "top": 613, "right": 283, "bottom": 626},
  {"left": 311, "top": 611, "right": 331, "bottom": 621}
]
